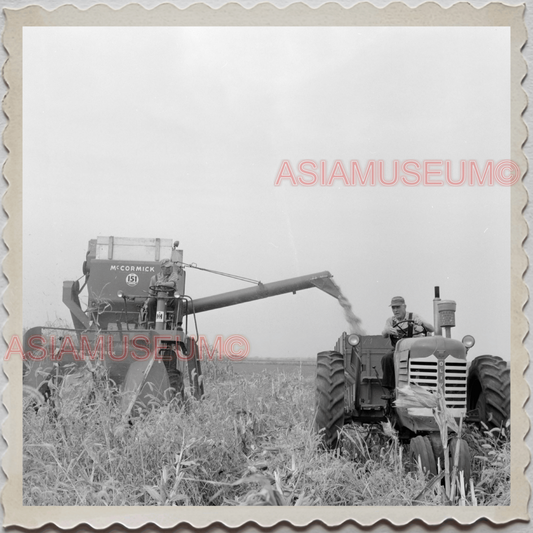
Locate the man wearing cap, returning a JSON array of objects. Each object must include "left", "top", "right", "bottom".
[
  {"left": 381, "top": 296, "right": 434, "bottom": 396},
  {"left": 143, "top": 259, "right": 179, "bottom": 326}
]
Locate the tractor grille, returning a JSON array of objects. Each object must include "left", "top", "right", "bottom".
[
  {"left": 444, "top": 357, "right": 468, "bottom": 409},
  {"left": 409, "top": 355, "right": 467, "bottom": 410},
  {"left": 409, "top": 357, "right": 438, "bottom": 390}
]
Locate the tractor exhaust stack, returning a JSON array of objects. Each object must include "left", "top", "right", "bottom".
[{"left": 433, "top": 286, "right": 441, "bottom": 336}]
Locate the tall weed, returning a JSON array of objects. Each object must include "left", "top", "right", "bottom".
[{"left": 23, "top": 359, "right": 510, "bottom": 506}]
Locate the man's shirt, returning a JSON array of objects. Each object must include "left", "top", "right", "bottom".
[
  {"left": 382, "top": 312, "right": 427, "bottom": 338},
  {"left": 148, "top": 271, "right": 179, "bottom": 297}
]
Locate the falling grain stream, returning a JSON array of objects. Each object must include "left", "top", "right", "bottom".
[{"left": 328, "top": 278, "right": 365, "bottom": 335}]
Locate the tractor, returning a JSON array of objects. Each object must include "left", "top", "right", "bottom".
[
  {"left": 23, "top": 236, "right": 341, "bottom": 416},
  {"left": 315, "top": 287, "right": 510, "bottom": 480}
]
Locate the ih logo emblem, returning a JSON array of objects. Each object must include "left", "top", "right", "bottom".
[
  {"left": 156, "top": 311, "right": 165, "bottom": 322},
  {"left": 125, "top": 273, "right": 139, "bottom": 287}
]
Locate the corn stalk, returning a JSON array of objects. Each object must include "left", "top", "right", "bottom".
[{"left": 395, "top": 383, "right": 460, "bottom": 503}]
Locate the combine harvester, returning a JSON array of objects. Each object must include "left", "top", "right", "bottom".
[{"left": 24, "top": 236, "right": 340, "bottom": 416}]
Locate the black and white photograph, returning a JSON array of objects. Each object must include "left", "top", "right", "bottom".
[{"left": 1, "top": 1, "right": 530, "bottom": 529}]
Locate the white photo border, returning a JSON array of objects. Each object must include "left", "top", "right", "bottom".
[{"left": 2, "top": 1, "right": 529, "bottom": 529}]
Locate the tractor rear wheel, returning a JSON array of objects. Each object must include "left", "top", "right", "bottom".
[
  {"left": 449, "top": 437, "right": 471, "bottom": 489},
  {"left": 467, "top": 355, "right": 510, "bottom": 429},
  {"left": 409, "top": 436, "right": 437, "bottom": 477},
  {"left": 315, "top": 351, "right": 345, "bottom": 447}
]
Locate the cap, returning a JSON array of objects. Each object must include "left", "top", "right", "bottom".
[
  {"left": 389, "top": 296, "right": 405, "bottom": 307},
  {"left": 160, "top": 259, "right": 173, "bottom": 268}
]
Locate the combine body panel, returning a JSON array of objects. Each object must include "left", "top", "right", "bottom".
[
  {"left": 25, "top": 235, "right": 339, "bottom": 414},
  {"left": 80, "top": 236, "right": 185, "bottom": 330},
  {"left": 25, "top": 329, "right": 186, "bottom": 387}
]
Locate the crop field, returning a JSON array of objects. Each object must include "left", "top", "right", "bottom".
[
  {"left": 230, "top": 359, "right": 315, "bottom": 379},
  {"left": 23, "top": 359, "right": 510, "bottom": 506}
]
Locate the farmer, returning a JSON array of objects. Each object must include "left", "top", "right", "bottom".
[
  {"left": 143, "top": 259, "right": 179, "bottom": 326},
  {"left": 381, "top": 296, "right": 434, "bottom": 397}
]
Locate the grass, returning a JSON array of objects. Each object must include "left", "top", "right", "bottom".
[{"left": 23, "top": 358, "right": 510, "bottom": 506}]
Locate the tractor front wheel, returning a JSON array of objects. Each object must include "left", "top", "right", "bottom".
[
  {"left": 467, "top": 355, "right": 510, "bottom": 429},
  {"left": 409, "top": 435, "right": 437, "bottom": 477},
  {"left": 449, "top": 437, "right": 471, "bottom": 490},
  {"left": 315, "top": 351, "right": 345, "bottom": 448}
]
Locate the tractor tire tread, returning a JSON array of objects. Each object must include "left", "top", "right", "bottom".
[
  {"left": 449, "top": 437, "right": 472, "bottom": 489},
  {"left": 468, "top": 355, "right": 510, "bottom": 429},
  {"left": 315, "top": 350, "right": 345, "bottom": 447},
  {"left": 410, "top": 435, "right": 437, "bottom": 477}
]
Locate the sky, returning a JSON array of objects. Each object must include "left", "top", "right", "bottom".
[{"left": 22, "top": 26, "right": 511, "bottom": 361}]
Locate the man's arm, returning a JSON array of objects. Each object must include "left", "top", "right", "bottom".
[
  {"left": 144, "top": 275, "right": 157, "bottom": 305},
  {"left": 413, "top": 314, "right": 434, "bottom": 333},
  {"left": 157, "top": 271, "right": 179, "bottom": 289},
  {"left": 148, "top": 274, "right": 157, "bottom": 296},
  {"left": 382, "top": 317, "right": 397, "bottom": 338},
  {"left": 421, "top": 318, "right": 434, "bottom": 333}
]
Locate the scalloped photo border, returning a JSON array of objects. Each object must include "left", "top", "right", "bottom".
[{"left": 1, "top": 1, "right": 529, "bottom": 529}]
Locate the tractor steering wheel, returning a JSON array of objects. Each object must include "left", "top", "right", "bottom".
[
  {"left": 393, "top": 319, "right": 427, "bottom": 339},
  {"left": 149, "top": 285, "right": 175, "bottom": 294}
]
